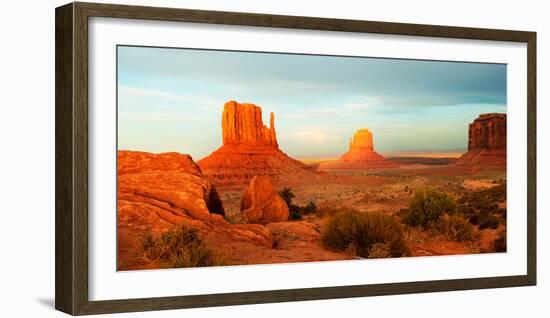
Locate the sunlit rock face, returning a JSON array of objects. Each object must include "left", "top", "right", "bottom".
[
  {"left": 348, "top": 128, "right": 374, "bottom": 150},
  {"left": 117, "top": 150, "right": 274, "bottom": 270},
  {"left": 198, "top": 101, "right": 317, "bottom": 185},
  {"left": 455, "top": 113, "right": 507, "bottom": 169},
  {"left": 222, "top": 100, "right": 278, "bottom": 147},
  {"left": 467, "top": 113, "right": 507, "bottom": 150},
  {"left": 118, "top": 150, "right": 224, "bottom": 221},
  {"left": 241, "top": 175, "right": 290, "bottom": 225},
  {"left": 319, "top": 128, "right": 397, "bottom": 170}
]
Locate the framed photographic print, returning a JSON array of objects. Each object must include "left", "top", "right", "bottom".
[{"left": 55, "top": 2, "right": 536, "bottom": 315}]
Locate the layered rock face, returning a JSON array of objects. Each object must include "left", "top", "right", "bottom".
[
  {"left": 467, "top": 113, "right": 507, "bottom": 150},
  {"left": 118, "top": 151, "right": 224, "bottom": 221},
  {"left": 241, "top": 176, "right": 289, "bottom": 224},
  {"left": 455, "top": 113, "right": 506, "bottom": 169},
  {"left": 319, "top": 128, "right": 397, "bottom": 170},
  {"left": 198, "top": 101, "right": 316, "bottom": 185},
  {"left": 347, "top": 128, "right": 373, "bottom": 150},
  {"left": 223, "top": 100, "right": 278, "bottom": 147},
  {"left": 117, "top": 151, "right": 273, "bottom": 270}
]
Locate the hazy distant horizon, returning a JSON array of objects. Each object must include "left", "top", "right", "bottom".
[{"left": 117, "top": 45, "right": 506, "bottom": 159}]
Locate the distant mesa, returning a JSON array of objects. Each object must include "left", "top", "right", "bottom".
[
  {"left": 454, "top": 113, "right": 506, "bottom": 169},
  {"left": 198, "top": 100, "right": 317, "bottom": 185},
  {"left": 319, "top": 128, "right": 397, "bottom": 170}
]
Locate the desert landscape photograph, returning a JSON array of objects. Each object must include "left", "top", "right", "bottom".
[{"left": 117, "top": 46, "right": 507, "bottom": 271}]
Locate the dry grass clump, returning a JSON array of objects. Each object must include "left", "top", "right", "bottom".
[
  {"left": 457, "top": 183, "right": 505, "bottom": 230},
  {"left": 432, "top": 214, "right": 474, "bottom": 242},
  {"left": 141, "top": 225, "right": 224, "bottom": 268},
  {"left": 224, "top": 212, "right": 248, "bottom": 224},
  {"left": 322, "top": 209, "right": 409, "bottom": 259}
]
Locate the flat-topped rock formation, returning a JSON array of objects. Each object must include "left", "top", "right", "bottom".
[
  {"left": 455, "top": 113, "right": 506, "bottom": 169},
  {"left": 347, "top": 128, "right": 374, "bottom": 150},
  {"left": 319, "top": 128, "right": 397, "bottom": 170},
  {"left": 198, "top": 101, "right": 316, "bottom": 185}
]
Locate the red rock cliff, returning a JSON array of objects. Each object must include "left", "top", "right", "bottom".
[
  {"left": 468, "top": 113, "right": 506, "bottom": 150},
  {"left": 455, "top": 113, "right": 506, "bottom": 169},
  {"left": 222, "top": 100, "right": 278, "bottom": 147},
  {"left": 117, "top": 150, "right": 274, "bottom": 270}
]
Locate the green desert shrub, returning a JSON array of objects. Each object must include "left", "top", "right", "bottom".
[
  {"left": 289, "top": 205, "right": 302, "bottom": 220},
  {"left": 279, "top": 187, "right": 295, "bottom": 207},
  {"left": 279, "top": 187, "right": 318, "bottom": 220},
  {"left": 141, "top": 225, "right": 224, "bottom": 268},
  {"left": 403, "top": 188, "right": 457, "bottom": 228},
  {"left": 322, "top": 210, "right": 409, "bottom": 258},
  {"left": 301, "top": 201, "right": 317, "bottom": 215},
  {"left": 456, "top": 183, "right": 506, "bottom": 229},
  {"left": 458, "top": 184, "right": 506, "bottom": 213},
  {"left": 433, "top": 214, "right": 474, "bottom": 242},
  {"left": 478, "top": 215, "right": 500, "bottom": 230}
]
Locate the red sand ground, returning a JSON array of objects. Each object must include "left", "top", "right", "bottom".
[{"left": 118, "top": 156, "right": 506, "bottom": 270}]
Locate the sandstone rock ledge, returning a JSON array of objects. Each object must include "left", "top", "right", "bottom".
[{"left": 117, "top": 151, "right": 274, "bottom": 270}]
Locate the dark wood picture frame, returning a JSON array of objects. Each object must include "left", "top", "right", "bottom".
[{"left": 55, "top": 2, "right": 537, "bottom": 315}]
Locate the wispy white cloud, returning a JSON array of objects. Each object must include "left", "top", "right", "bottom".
[
  {"left": 118, "top": 86, "right": 223, "bottom": 109},
  {"left": 118, "top": 111, "right": 208, "bottom": 124},
  {"left": 287, "top": 129, "right": 340, "bottom": 144},
  {"left": 285, "top": 100, "right": 376, "bottom": 120}
]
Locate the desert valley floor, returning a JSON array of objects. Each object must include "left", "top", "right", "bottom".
[{"left": 118, "top": 159, "right": 507, "bottom": 270}]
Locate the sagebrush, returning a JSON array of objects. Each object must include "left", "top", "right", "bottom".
[
  {"left": 403, "top": 188, "right": 457, "bottom": 228},
  {"left": 141, "top": 225, "right": 224, "bottom": 268},
  {"left": 432, "top": 214, "right": 474, "bottom": 242},
  {"left": 322, "top": 209, "right": 409, "bottom": 258}
]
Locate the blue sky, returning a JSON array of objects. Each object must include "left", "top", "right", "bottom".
[{"left": 117, "top": 45, "right": 506, "bottom": 159}]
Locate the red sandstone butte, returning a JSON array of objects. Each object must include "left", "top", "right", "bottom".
[
  {"left": 454, "top": 113, "right": 506, "bottom": 169},
  {"left": 319, "top": 128, "right": 397, "bottom": 170},
  {"left": 222, "top": 100, "right": 278, "bottom": 147},
  {"left": 198, "top": 100, "right": 316, "bottom": 185}
]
